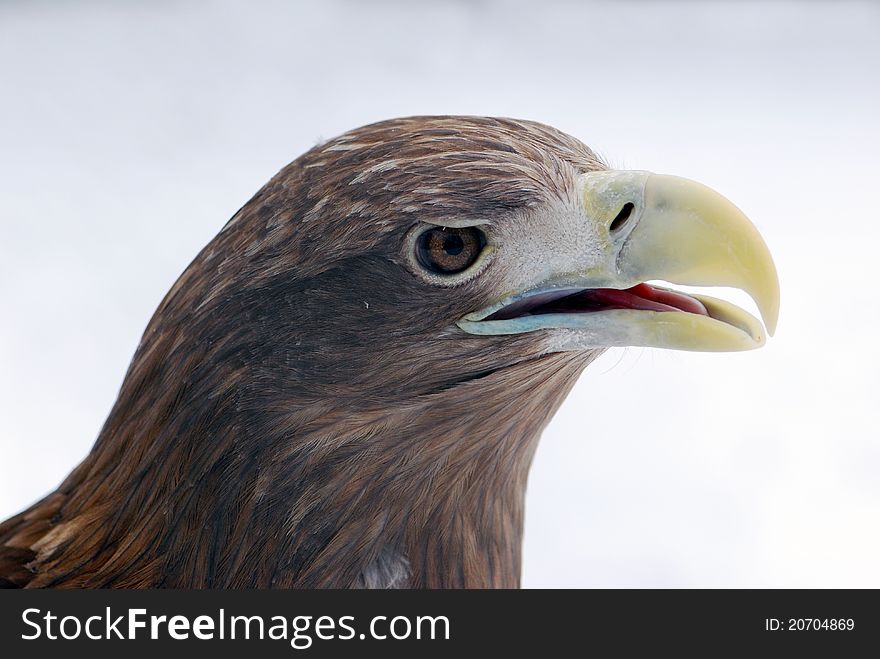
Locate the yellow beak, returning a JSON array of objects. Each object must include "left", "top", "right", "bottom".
[{"left": 458, "top": 171, "right": 780, "bottom": 352}]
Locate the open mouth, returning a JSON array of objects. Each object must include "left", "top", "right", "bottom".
[
  {"left": 484, "top": 283, "right": 709, "bottom": 321},
  {"left": 457, "top": 280, "right": 769, "bottom": 352}
]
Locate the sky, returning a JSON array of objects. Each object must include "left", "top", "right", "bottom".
[{"left": 0, "top": 0, "right": 878, "bottom": 587}]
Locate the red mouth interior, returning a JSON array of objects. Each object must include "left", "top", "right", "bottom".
[{"left": 485, "top": 283, "right": 709, "bottom": 321}]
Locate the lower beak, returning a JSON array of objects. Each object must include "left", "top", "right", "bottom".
[{"left": 457, "top": 170, "right": 780, "bottom": 352}]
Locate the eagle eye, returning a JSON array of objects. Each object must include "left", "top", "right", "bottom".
[{"left": 416, "top": 226, "right": 486, "bottom": 275}]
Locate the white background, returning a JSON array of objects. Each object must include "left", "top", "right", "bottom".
[{"left": 1, "top": 0, "right": 877, "bottom": 587}]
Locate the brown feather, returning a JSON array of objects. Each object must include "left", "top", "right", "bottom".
[{"left": 0, "top": 116, "right": 606, "bottom": 588}]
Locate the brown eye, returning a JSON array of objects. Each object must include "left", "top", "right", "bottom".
[{"left": 416, "top": 226, "right": 486, "bottom": 275}]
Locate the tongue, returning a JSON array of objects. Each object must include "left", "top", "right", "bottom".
[{"left": 588, "top": 283, "right": 709, "bottom": 316}]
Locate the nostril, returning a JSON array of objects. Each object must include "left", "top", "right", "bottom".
[{"left": 610, "top": 202, "right": 635, "bottom": 232}]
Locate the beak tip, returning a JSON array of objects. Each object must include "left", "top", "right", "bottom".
[{"left": 761, "top": 287, "right": 780, "bottom": 338}]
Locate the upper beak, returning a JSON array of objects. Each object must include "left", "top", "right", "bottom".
[{"left": 457, "top": 170, "right": 780, "bottom": 352}]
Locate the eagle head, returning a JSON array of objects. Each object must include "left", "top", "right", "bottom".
[{"left": 0, "top": 116, "right": 778, "bottom": 588}]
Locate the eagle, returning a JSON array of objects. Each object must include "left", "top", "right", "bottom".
[{"left": 0, "top": 116, "right": 778, "bottom": 588}]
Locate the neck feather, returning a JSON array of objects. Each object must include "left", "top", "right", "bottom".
[{"left": 22, "top": 348, "right": 596, "bottom": 588}]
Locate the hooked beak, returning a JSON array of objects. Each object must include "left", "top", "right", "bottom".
[{"left": 457, "top": 171, "right": 780, "bottom": 352}]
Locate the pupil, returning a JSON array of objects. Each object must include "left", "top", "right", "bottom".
[{"left": 444, "top": 234, "right": 465, "bottom": 255}]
